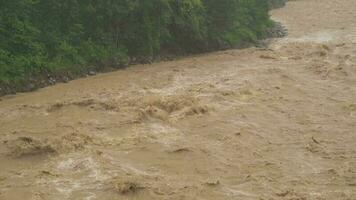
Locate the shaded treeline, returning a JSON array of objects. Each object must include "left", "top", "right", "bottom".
[{"left": 0, "top": 0, "right": 280, "bottom": 92}]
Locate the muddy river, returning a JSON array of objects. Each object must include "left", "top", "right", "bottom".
[{"left": 1, "top": 0, "right": 356, "bottom": 199}]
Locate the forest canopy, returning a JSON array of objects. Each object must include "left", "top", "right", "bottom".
[{"left": 0, "top": 0, "right": 280, "bottom": 85}]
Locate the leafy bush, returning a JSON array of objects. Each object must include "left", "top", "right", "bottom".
[
  {"left": 0, "top": 0, "right": 274, "bottom": 84},
  {"left": 268, "top": 0, "right": 287, "bottom": 8}
]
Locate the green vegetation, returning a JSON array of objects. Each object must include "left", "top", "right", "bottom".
[
  {"left": 268, "top": 0, "right": 287, "bottom": 8},
  {"left": 0, "top": 0, "right": 276, "bottom": 89}
]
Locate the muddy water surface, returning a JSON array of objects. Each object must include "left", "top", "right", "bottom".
[{"left": 1, "top": 0, "right": 356, "bottom": 199}]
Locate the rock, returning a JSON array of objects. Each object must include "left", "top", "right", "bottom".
[
  {"left": 48, "top": 77, "right": 56, "bottom": 85},
  {"left": 63, "top": 76, "right": 69, "bottom": 83},
  {"left": 266, "top": 22, "right": 288, "bottom": 38},
  {"left": 88, "top": 71, "right": 96, "bottom": 76}
]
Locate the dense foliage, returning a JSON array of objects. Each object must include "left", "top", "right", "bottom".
[
  {"left": 268, "top": 0, "right": 287, "bottom": 8},
  {"left": 0, "top": 0, "right": 273, "bottom": 84}
]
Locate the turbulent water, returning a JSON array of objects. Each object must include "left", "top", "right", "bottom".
[{"left": 1, "top": 0, "right": 356, "bottom": 199}]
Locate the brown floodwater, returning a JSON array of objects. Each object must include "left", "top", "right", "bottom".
[{"left": 1, "top": 0, "right": 356, "bottom": 199}]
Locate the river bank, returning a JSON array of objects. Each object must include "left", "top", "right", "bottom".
[{"left": 0, "top": 25, "right": 287, "bottom": 97}]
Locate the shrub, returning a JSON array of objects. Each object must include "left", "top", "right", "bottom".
[{"left": 0, "top": 0, "right": 274, "bottom": 84}]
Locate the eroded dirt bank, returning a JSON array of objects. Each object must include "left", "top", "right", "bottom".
[{"left": 1, "top": 0, "right": 356, "bottom": 199}]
